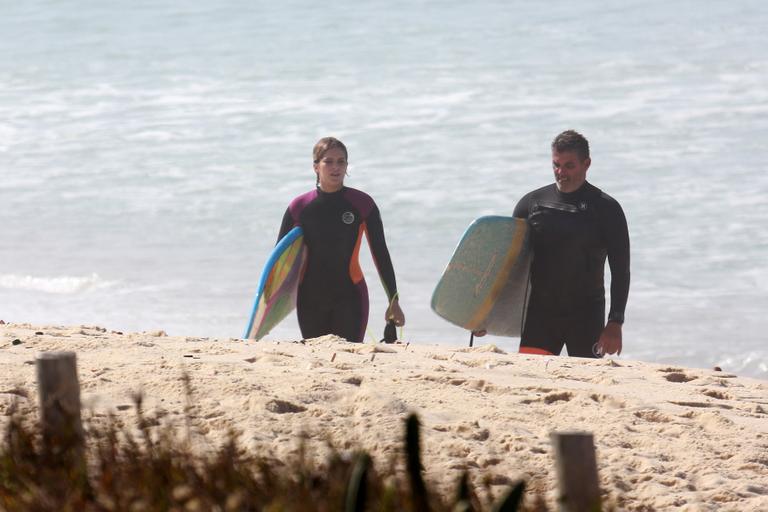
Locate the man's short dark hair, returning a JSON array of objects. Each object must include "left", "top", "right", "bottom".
[{"left": 551, "top": 130, "right": 590, "bottom": 161}]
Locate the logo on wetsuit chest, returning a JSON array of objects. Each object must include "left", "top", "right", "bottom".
[
  {"left": 341, "top": 211, "right": 355, "bottom": 224},
  {"left": 578, "top": 201, "right": 588, "bottom": 211}
]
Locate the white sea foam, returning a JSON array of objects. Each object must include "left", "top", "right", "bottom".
[{"left": 0, "top": 274, "right": 117, "bottom": 295}]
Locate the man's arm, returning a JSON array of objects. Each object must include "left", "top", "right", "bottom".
[
  {"left": 597, "top": 197, "right": 630, "bottom": 355},
  {"left": 606, "top": 199, "right": 630, "bottom": 324},
  {"left": 512, "top": 192, "right": 531, "bottom": 219}
]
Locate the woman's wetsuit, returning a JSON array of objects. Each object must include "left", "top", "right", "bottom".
[
  {"left": 513, "top": 181, "right": 630, "bottom": 357},
  {"left": 278, "top": 186, "right": 398, "bottom": 343}
]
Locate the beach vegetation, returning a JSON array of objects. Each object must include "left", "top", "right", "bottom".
[{"left": 0, "top": 397, "right": 549, "bottom": 511}]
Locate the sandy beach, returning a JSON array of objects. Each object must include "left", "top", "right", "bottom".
[{"left": 1, "top": 322, "right": 766, "bottom": 510}]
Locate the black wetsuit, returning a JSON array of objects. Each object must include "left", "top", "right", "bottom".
[
  {"left": 513, "top": 181, "right": 630, "bottom": 357},
  {"left": 278, "top": 186, "right": 398, "bottom": 343}
]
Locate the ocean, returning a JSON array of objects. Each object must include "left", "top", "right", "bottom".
[{"left": 2, "top": 0, "right": 767, "bottom": 379}]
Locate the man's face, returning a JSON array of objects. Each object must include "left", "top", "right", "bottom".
[{"left": 552, "top": 150, "right": 590, "bottom": 193}]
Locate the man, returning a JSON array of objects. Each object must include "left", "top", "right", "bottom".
[{"left": 477, "top": 130, "right": 630, "bottom": 357}]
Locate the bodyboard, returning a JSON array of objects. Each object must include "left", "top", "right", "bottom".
[
  {"left": 244, "top": 226, "right": 307, "bottom": 340},
  {"left": 431, "top": 216, "right": 531, "bottom": 337}
]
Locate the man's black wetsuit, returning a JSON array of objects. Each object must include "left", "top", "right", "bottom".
[
  {"left": 278, "top": 186, "right": 398, "bottom": 343},
  {"left": 513, "top": 181, "right": 630, "bottom": 357}
]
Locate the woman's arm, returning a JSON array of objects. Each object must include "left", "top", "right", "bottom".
[{"left": 365, "top": 204, "right": 405, "bottom": 326}]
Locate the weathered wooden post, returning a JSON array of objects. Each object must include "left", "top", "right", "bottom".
[
  {"left": 36, "top": 351, "right": 84, "bottom": 463},
  {"left": 550, "top": 431, "right": 601, "bottom": 512}
]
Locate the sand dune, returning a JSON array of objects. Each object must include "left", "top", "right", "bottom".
[{"left": 1, "top": 322, "right": 767, "bottom": 510}]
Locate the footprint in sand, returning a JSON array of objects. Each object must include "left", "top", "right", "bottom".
[
  {"left": 342, "top": 376, "right": 363, "bottom": 386},
  {"left": 745, "top": 484, "right": 768, "bottom": 496},
  {"left": 453, "top": 421, "right": 491, "bottom": 441},
  {"left": 668, "top": 400, "right": 733, "bottom": 410},
  {"left": 0, "top": 388, "right": 28, "bottom": 399},
  {"left": 244, "top": 353, "right": 294, "bottom": 366},
  {"left": 544, "top": 391, "right": 573, "bottom": 404},
  {"left": 613, "top": 477, "right": 632, "bottom": 492},
  {"left": 661, "top": 371, "right": 697, "bottom": 383},
  {"left": 517, "top": 386, "right": 554, "bottom": 404},
  {"left": 525, "top": 386, "right": 555, "bottom": 393},
  {"left": 486, "top": 474, "right": 515, "bottom": 486},
  {"left": 745, "top": 453, "right": 768, "bottom": 469},
  {"left": 265, "top": 399, "right": 306, "bottom": 414},
  {"left": 702, "top": 389, "right": 732, "bottom": 400},
  {"left": 522, "top": 391, "right": 573, "bottom": 404},
  {"left": 589, "top": 393, "right": 627, "bottom": 409},
  {"left": 634, "top": 409, "right": 672, "bottom": 423}
]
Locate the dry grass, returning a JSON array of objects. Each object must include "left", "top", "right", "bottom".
[{"left": 0, "top": 392, "right": 547, "bottom": 512}]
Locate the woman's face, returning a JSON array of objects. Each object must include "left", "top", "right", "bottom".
[{"left": 314, "top": 146, "right": 348, "bottom": 192}]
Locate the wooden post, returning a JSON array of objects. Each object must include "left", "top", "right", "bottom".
[
  {"left": 550, "top": 431, "right": 601, "bottom": 512},
  {"left": 36, "top": 352, "right": 84, "bottom": 461}
]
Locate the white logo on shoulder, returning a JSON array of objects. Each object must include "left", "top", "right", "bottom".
[{"left": 342, "top": 211, "right": 355, "bottom": 224}]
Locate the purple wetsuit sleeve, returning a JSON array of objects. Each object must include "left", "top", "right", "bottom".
[
  {"left": 277, "top": 189, "right": 317, "bottom": 245},
  {"left": 277, "top": 207, "right": 295, "bottom": 245},
  {"left": 364, "top": 204, "right": 398, "bottom": 302}
]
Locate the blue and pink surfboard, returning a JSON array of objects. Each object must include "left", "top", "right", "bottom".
[{"left": 243, "top": 227, "right": 307, "bottom": 340}]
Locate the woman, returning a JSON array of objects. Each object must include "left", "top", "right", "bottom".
[{"left": 277, "top": 137, "right": 405, "bottom": 343}]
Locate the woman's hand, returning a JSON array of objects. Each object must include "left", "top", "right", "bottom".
[{"left": 386, "top": 299, "right": 405, "bottom": 327}]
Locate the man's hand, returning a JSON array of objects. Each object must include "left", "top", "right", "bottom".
[
  {"left": 472, "top": 329, "right": 487, "bottom": 337},
  {"left": 386, "top": 299, "right": 405, "bottom": 327},
  {"left": 596, "top": 322, "right": 622, "bottom": 356}
]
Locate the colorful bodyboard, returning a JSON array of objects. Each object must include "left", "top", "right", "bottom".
[
  {"left": 431, "top": 216, "right": 531, "bottom": 337},
  {"left": 244, "top": 226, "right": 307, "bottom": 340}
]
